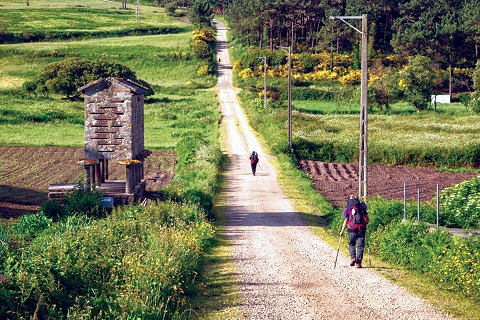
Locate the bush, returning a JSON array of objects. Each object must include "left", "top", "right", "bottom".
[
  {"left": 298, "top": 52, "right": 318, "bottom": 73},
  {"left": 439, "top": 176, "right": 480, "bottom": 228},
  {"left": 21, "top": 81, "right": 37, "bottom": 95},
  {"left": 40, "top": 200, "right": 65, "bottom": 222},
  {"left": 0, "top": 227, "right": 7, "bottom": 264},
  {"left": 164, "top": 2, "right": 177, "bottom": 16},
  {"left": 36, "top": 58, "right": 150, "bottom": 99},
  {"left": 63, "top": 184, "right": 104, "bottom": 218},
  {"left": 291, "top": 87, "right": 334, "bottom": 100},
  {"left": 8, "top": 213, "right": 52, "bottom": 241},
  {"left": 191, "top": 39, "right": 212, "bottom": 59},
  {"left": 3, "top": 202, "right": 214, "bottom": 319},
  {"left": 377, "top": 222, "right": 430, "bottom": 267},
  {"left": 292, "top": 138, "right": 356, "bottom": 162}
]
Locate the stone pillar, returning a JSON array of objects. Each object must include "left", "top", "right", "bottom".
[
  {"left": 78, "top": 159, "right": 97, "bottom": 191},
  {"left": 126, "top": 164, "right": 134, "bottom": 194},
  {"left": 118, "top": 159, "right": 141, "bottom": 194},
  {"left": 95, "top": 162, "right": 101, "bottom": 186},
  {"left": 105, "top": 159, "right": 109, "bottom": 181},
  {"left": 84, "top": 164, "right": 91, "bottom": 191}
]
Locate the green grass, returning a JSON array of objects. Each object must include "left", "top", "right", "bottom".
[
  {"left": 0, "top": 9, "right": 216, "bottom": 148},
  {"left": 192, "top": 162, "right": 244, "bottom": 319},
  {"left": 0, "top": 32, "right": 203, "bottom": 87},
  {"left": 290, "top": 100, "right": 480, "bottom": 151},
  {"left": 240, "top": 91, "right": 480, "bottom": 167}
]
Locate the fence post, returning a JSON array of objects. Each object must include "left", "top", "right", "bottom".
[
  {"left": 436, "top": 184, "right": 440, "bottom": 228},
  {"left": 403, "top": 182, "right": 407, "bottom": 221},
  {"left": 417, "top": 189, "right": 420, "bottom": 222}
]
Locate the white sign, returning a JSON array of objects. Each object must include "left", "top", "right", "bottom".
[{"left": 431, "top": 95, "right": 451, "bottom": 104}]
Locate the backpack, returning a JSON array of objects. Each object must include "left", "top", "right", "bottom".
[
  {"left": 347, "top": 202, "right": 366, "bottom": 231},
  {"left": 250, "top": 151, "right": 258, "bottom": 163}
]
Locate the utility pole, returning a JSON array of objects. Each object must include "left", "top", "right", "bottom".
[
  {"left": 278, "top": 46, "right": 292, "bottom": 151},
  {"left": 258, "top": 56, "right": 267, "bottom": 108},
  {"left": 329, "top": 14, "right": 368, "bottom": 201},
  {"left": 136, "top": 0, "right": 140, "bottom": 24}
]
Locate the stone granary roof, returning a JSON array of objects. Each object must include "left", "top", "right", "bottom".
[{"left": 77, "top": 77, "right": 148, "bottom": 95}]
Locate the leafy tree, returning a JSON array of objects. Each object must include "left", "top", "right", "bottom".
[
  {"left": 35, "top": 58, "right": 148, "bottom": 99},
  {"left": 189, "top": 0, "right": 213, "bottom": 28},
  {"left": 469, "top": 60, "right": 480, "bottom": 113},
  {"left": 165, "top": 1, "right": 177, "bottom": 16},
  {"left": 191, "top": 27, "right": 215, "bottom": 59},
  {"left": 461, "top": 0, "right": 480, "bottom": 58},
  {"left": 398, "top": 55, "right": 435, "bottom": 111}
]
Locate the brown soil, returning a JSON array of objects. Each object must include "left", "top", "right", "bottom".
[
  {"left": 298, "top": 160, "right": 479, "bottom": 208},
  {"left": 0, "top": 146, "right": 176, "bottom": 219},
  {"left": 1, "top": 146, "right": 477, "bottom": 219}
]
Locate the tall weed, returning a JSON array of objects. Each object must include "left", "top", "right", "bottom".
[
  {"left": 2, "top": 202, "right": 214, "bottom": 319},
  {"left": 438, "top": 176, "right": 480, "bottom": 228}
]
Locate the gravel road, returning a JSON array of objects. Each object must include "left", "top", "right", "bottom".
[{"left": 213, "top": 20, "right": 453, "bottom": 320}]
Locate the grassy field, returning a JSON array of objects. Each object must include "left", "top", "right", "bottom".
[
  {"left": 238, "top": 88, "right": 480, "bottom": 167},
  {"left": 0, "top": 1, "right": 216, "bottom": 148},
  {"left": 0, "top": 2, "right": 225, "bottom": 318},
  {"left": 293, "top": 100, "right": 479, "bottom": 151}
]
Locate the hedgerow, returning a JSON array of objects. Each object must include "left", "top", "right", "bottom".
[{"left": 0, "top": 26, "right": 187, "bottom": 44}]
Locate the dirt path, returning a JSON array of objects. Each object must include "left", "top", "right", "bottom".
[{"left": 214, "top": 20, "right": 453, "bottom": 320}]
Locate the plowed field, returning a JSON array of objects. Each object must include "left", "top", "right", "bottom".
[
  {"left": 299, "top": 160, "right": 478, "bottom": 208},
  {"left": 0, "top": 146, "right": 477, "bottom": 218},
  {"left": 0, "top": 146, "right": 176, "bottom": 218}
]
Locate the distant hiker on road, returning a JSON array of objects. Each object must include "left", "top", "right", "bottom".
[
  {"left": 249, "top": 151, "right": 259, "bottom": 176},
  {"left": 339, "top": 195, "right": 369, "bottom": 268}
]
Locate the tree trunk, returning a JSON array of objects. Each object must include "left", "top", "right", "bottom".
[{"left": 269, "top": 18, "right": 273, "bottom": 50}]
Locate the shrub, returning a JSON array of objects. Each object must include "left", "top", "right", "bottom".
[
  {"left": 8, "top": 213, "right": 52, "bottom": 241},
  {"left": 21, "top": 81, "right": 37, "bottom": 95},
  {"left": 291, "top": 87, "right": 334, "bottom": 100},
  {"left": 63, "top": 184, "right": 104, "bottom": 218},
  {"left": 3, "top": 202, "right": 214, "bottom": 318},
  {"left": 191, "top": 39, "right": 212, "bottom": 59},
  {"left": 292, "top": 138, "right": 356, "bottom": 162},
  {"left": 439, "top": 176, "right": 480, "bottom": 228},
  {"left": 432, "top": 236, "right": 480, "bottom": 297},
  {"left": 164, "top": 1, "right": 177, "bottom": 16},
  {"left": 398, "top": 55, "right": 435, "bottom": 111},
  {"left": 298, "top": 52, "right": 318, "bottom": 73},
  {"left": 377, "top": 222, "right": 429, "bottom": 266},
  {"left": 40, "top": 200, "right": 65, "bottom": 222},
  {"left": 36, "top": 58, "right": 150, "bottom": 99},
  {"left": 0, "top": 227, "right": 7, "bottom": 264}
]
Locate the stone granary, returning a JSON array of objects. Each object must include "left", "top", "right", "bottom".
[{"left": 48, "top": 77, "right": 149, "bottom": 205}]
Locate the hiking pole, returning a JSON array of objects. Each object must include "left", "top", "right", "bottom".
[{"left": 334, "top": 234, "right": 342, "bottom": 269}]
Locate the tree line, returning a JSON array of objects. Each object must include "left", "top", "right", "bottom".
[
  {"left": 223, "top": 0, "right": 479, "bottom": 68},
  {"left": 159, "top": 0, "right": 479, "bottom": 69}
]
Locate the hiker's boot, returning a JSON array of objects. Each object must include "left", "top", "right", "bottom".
[
  {"left": 350, "top": 257, "right": 356, "bottom": 266},
  {"left": 356, "top": 262, "right": 362, "bottom": 268}
]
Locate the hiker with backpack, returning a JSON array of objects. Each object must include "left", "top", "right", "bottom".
[
  {"left": 339, "top": 195, "right": 370, "bottom": 268},
  {"left": 249, "top": 151, "right": 259, "bottom": 176}
]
